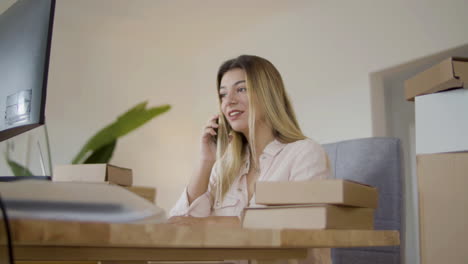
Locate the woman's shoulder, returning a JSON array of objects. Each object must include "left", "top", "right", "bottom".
[{"left": 282, "top": 137, "right": 324, "bottom": 153}]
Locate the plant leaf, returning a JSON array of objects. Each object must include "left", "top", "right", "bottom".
[
  {"left": 6, "top": 158, "right": 34, "bottom": 176},
  {"left": 82, "top": 140, "right": 117, "bottom": 164},
  {"left": 72, "top": 101, "right": 171, "bottom": 164}
]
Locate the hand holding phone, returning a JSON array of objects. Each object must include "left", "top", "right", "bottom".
[
  {"left": 211, "top": 117, "right": 219, "bottom": 144},
  {"left": 200, "top": 114, "right": 219, "bottom": 162}
]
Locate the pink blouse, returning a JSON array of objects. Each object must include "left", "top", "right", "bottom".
[{"left": 169, "top": 138, "right": 331, "bottom": 218}]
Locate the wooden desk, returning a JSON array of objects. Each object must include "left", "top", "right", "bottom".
[{"left": 10, "top": 219, "right": 399, "bottom": 262}]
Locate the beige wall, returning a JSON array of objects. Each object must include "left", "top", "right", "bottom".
[
  {"left": 2, "top": 1, "right": 468, "bottom": 263},
  {"left": 41, "top": 0, "right": 468, "bottom": 212}
]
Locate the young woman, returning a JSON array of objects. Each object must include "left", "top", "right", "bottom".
[{"left": 169, "top": 55, "right": 330, "bottom": 226}]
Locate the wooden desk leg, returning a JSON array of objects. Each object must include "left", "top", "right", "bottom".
[
  {"left": 16, "top": 262, "right": 99, "bottom": 264},
  {"left": 250, "top": 260, "right": 298, "bottom": 264},
  {"left": 307, "top": 248, "right": 331, "bottom": 264},
  {"left": 250, "top": 260, "right": 276, "bottom": 264},
  {"left": 250, "top": 248, "right": 331, "bottom": 264}
]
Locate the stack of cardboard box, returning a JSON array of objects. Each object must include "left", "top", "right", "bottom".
[
  {"left": 53, "top": 164, "right": 156, "bottom": 204},
  {"left": 241, "top": 179, "right": 378, "bottom": 230},
  {"left": 405, "top": 57, "right": 468, "bottom": 264}
]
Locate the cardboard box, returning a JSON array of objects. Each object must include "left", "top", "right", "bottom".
[
  {"left": 417, "top": 153, "right": 468, "bottom": 264},
  {"left": 124, "top": 186, "right": 156, "bottom": 204},
  {"left": 404, "top": 57, "right": 468, "bottom": 101},
  {"left": 53, "top": 164, "right": 132, "bottom": 186},
  {"left": 255, "top": 179, "right": 378, "bottom": 208},
  {"left": 415, "top": 88, "right": 468, "bottom": 154},
  {"left": 242, "top": 205, "right": 374, "bottom": 230}
]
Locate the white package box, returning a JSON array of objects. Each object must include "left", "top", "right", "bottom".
[{"left": 416, "top": 88, "right": 468, "bottom": 154}]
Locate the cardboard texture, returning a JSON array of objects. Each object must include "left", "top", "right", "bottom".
[
  {"left": 404, "top": 57, "right": 468, "bottom": 101},
  {"left": 415, "top": 88, "right": 468, "bottom": 154},
  {"left": 255, "top": 179, "right": 378, "bottom": 208},
  {"left": 242, "top": 205, "right": 374, "bottom": 230},
  {"left": 53, "top": 164, "right": 132, "bottom": 186},
  {"left": 124, "top": 186, "right": 156, "bottom": 204},
  {"left": 417, "top": 153, "right": 468, "bottom": 264}
]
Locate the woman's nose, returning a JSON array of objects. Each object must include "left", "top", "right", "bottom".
[{"left": 225, "top": 90, "right": 238, "bottom": 104}]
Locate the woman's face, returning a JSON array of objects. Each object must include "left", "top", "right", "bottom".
[{"left": 219, "top": 68, "right": 250, "bottom": 134}]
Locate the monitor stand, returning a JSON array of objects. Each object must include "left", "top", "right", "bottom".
[
  {"left": 35, "top": 124, "right": 52, "bottom": 177},
  {"left": 0, "top": 124, "right": 52, "bottom": 181}
]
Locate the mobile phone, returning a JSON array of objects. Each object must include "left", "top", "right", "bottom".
[{"left": 211, "top": 117, "right": 219, "bottom": 143}]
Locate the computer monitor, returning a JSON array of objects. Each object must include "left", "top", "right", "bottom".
[
  {"left": 0, "top": 0, "right": 55, "bottom": 177},
  {"left": 0, "top": 0, "right": 55, "bottom": 142}
]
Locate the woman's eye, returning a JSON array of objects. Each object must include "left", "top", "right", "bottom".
[
  {"left": 219, "top": 93, "right": 227, "bottom": 98},
  {"left": 238, "top": 87, "right": 247, "bottom": 92}
]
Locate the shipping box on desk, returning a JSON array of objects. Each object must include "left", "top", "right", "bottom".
[
  {"left": 242, "top": 204, "right": 374, "bottom": 230},
  {"left": 255, "top": 179, "right": 378, "bottom": 208},
  {"left": 53, "top": 164, "right": 132, "bottom": 186},
  {"left": 124, "top": 186, "right": 156, "bottom": 204},
  {"left": 404, "top": 57, "right": 468, "bottom": 101},
  {"left": 415, "top": 88, "right": 468, "bottom": 154},
  {"left": 417, "top": 153, "right": 468, "bottom": 264}
]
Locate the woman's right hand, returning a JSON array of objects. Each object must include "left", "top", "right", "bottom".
[{"left": 200, "top": 114, "right": 219, "bottom": 162}]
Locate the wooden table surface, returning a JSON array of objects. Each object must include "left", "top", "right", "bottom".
[{"left": 10, "top": 219, "right": 400, "bottom": 261}]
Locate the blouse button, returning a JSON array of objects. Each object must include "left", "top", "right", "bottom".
[{"left": 237, "top": 188, "right": 242, "bottom": 192}]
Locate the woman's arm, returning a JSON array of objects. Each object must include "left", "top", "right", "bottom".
[
  {"left": 186, "top": 114, "right": 219, "bottom": 204},
  {"left": 290, "top": 140, "right": 331, "bottom": 181},
  {"left": 187, "top": 159, "right": 216, "bottom": 204}
]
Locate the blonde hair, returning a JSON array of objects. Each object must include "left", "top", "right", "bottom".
[{"left": 214, "top": 55, "right": 306, "bottom": 201}]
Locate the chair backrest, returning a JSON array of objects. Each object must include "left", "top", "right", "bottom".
[
  {"left": 323, "top": 137, "right": 402, "bottom": 264},
  {"left": 0, "top": 194, "right": 13, "bottom": 264}
]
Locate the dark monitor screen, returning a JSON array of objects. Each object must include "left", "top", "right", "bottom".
[{"left": 0, "top": 0, "right": 55, "bottom": 142}]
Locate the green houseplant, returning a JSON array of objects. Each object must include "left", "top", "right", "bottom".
[{"left": 6, "top": 101, "right": 171, "bottom": 176}]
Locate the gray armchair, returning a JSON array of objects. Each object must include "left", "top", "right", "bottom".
[{"left": 323, "top": 137, "right": 402, "bottom": 264}]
